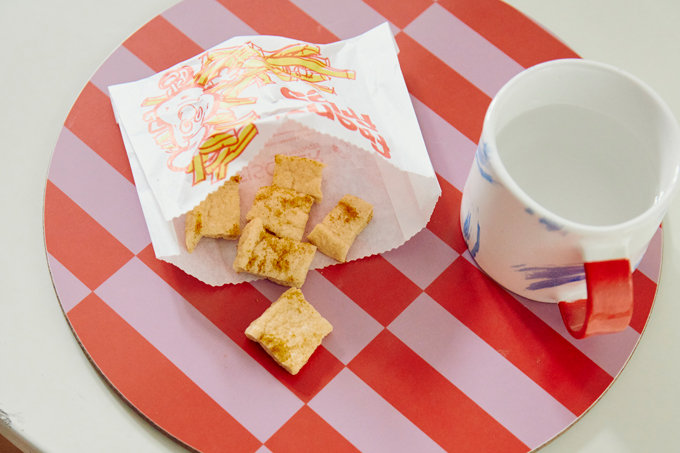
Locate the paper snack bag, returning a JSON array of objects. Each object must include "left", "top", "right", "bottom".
[{"left": 109, "top": 23, "right": 441, "bottom": 286}]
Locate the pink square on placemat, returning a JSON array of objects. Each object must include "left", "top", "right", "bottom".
[{"left": 381, "top": 228, "right": 459, "bottom": 289}]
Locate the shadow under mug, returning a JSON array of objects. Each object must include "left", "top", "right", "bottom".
[{"left": 460, "top": 59, "right": 680, "bottom": 339}]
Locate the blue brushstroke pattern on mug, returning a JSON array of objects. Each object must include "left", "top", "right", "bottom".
[
  {"left": 524, "top": 207, "right": 566, "bottom": 234},
  {"left": 463, "top": 211, "right": 481, "bottom": 258},
  {"left": 463, "top": 212, "right": 471, "bottom": 242},
  {"left": 475, "top": 142, "right": 498, "bottom": 185},
  {"left": 539, "top": 217, "right": 562, "bottom": 232},
  {"left": 513, "top": 264, "right": 585, "bottom": 290}
]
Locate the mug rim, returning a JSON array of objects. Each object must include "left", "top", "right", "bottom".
[{"left": 483, "top": 58, "right": 680, "bottom": 234}]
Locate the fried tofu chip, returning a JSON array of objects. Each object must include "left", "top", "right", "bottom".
[
  {"left": 307, "top": 194, "right": 373, "bottom": 262},
  {"left": 185, "top": 175, "right": 241, "bottom": 253},
  {"left": 272, "top": 154, "right": 326, "bottom": 203},
  {"left": 246, "top": 186, "right": 313, "bottom": 241},
  {"left": 233, "top": 218, "right": 316, "bottom": 287},
  {"left": 245, "top": 287, "right": 332, "bottom": 375}
]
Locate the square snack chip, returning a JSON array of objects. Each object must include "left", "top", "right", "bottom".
[
  {"left": 246, "top": 186, "right": 314, "bottom": 241},
  {"left": 272, "top": 154, "right": 326, "bottom": 203},
  {"left": 233, "top": 218, "right": 316, "bottom": 287},
  {"left": 185, "top": 175, "right": 241, "bottom": 253},
  {"left": 245, "top": 287, "right": 332, "bottom": 375},
  {"left": 307, "top": 194, "right": 373, "bottom": 262}
]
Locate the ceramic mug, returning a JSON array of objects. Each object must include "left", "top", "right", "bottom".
[{"left": 460, "top": 59, "right": 680, "bottom": 339}]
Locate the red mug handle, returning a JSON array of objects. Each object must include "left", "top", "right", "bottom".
[{"left": 558, "top": 259, "right": 634, "bottom": 339}]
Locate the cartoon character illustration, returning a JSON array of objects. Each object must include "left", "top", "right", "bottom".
[
  {"left": 141, "top": 42, "right": 356, "bottom": 185},
  {"left": 153, "top": 86, "right": 218, "bottom": 170}
]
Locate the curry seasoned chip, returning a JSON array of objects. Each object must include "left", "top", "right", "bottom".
[
  {"left": 307, "top": 194, "right": 373, "bottom": 262},
  {"left": 272, "top": 154, "right": 326, "bottom": 203},
  {"left": 185, "top": 175, "right": 241, "bottom": 253},
  {"left": 233, "top": 218, "right": 316, "bottom": 287},
  {"left": 245, "top": 287, "right": 332, "bottom": 375},
  {"left": 246, "top": 185, "right": 314, "bottom": 241}
]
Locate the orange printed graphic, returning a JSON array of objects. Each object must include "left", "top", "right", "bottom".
[
  {"left": 142, "top": 42, "right": 356, "bottom": 185},
  {"left": 281, "top": 87, "right": 391, "bottom": 158}
]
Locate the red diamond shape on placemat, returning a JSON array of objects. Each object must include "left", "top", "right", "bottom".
[
  {"left": 266, "top": 405, "right": 361, "bottom": 453},
  {"left": 318, "top": 254, "right": 422, "bottom": 326},
  {"left": 363, "top": 0, "right": 434, "bottom": 29},
  {"left": 45, "top": 180, "right": 134, "bottom": 291},
  {"left": 64, "top": 83, "right": 135, "bottom": 184},
  {"left": 426, "top": 173, "right": 469, "bottom": 254}
]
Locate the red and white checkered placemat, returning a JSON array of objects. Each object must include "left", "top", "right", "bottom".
[{"left": 44, "top": 1, "right": 663, "bottom": 452}]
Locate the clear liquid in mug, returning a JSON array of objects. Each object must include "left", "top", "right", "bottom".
[{"left": 496, "top": 104, "right": 659, "bottom": 226}]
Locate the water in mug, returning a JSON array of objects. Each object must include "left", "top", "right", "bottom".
[{"left": 496, "top": 104, "right": 659, "bottom": 226}]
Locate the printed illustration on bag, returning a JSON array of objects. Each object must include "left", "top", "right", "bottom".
[
  {"left": 279, "top": 87, "right": 391, "bottom": 159},
  {"left": 141, "top": 42, "right": 356, "bottom": 185}
]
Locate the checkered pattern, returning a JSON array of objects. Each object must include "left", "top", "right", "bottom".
[{"left": 44, "top": 1, "right": 661, "bottom": 452}]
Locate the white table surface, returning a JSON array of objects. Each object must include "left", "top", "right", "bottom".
[{"left": 1, "top": 1, "right": 679, "bottom": 452}]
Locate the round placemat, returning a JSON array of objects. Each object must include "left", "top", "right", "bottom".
[{"left": 44, "top": 1, "right": 662, "bottom": 452}]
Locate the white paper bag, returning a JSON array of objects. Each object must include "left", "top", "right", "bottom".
[{"left": 109, "top": 23, "right": 441, "bottom": 286}]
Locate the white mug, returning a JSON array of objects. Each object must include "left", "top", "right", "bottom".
[{"left": 460, "top": 59, "right": 680, "bottom": 338}]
